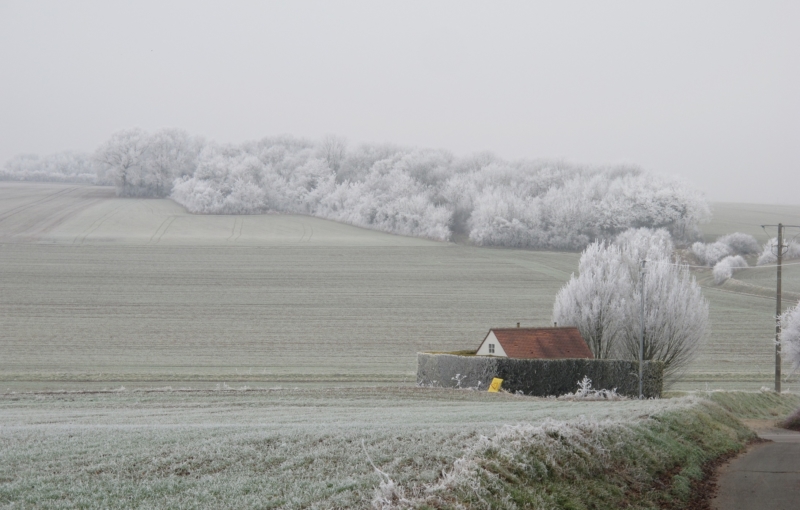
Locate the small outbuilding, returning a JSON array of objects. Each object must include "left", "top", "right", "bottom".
[{"left": 475, "top": 326, "right": 594, "bottom": 359}]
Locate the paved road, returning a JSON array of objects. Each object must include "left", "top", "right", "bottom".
[{"left": 712, "top": 427, "right": 800, "bottom": 510}]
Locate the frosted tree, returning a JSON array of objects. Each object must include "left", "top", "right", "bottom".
[
  {"left": 140, "top": 128, "right": 203, "bottom": 197},
  {"left": 94, "top": 128, "right": 148, "bottom": 195},
  {"left": 317, "top": 151, "right": 453, "bottom": 240},
  {"left": 467, "top": 163, "right": 709, "bottom": 249},
  {"left": 613, "top": 227, "right": 674, "bottom": 262},
  {"left": 554, "top": 228, "right": 709, "bottom": 381},
  {"left": 782, "top": 301, "right": 800, "bottom": 371},
  {"left": 172, "top": 144, "right": 270, "bottom": 214},
  {"left": 553, "top": 242, "right": 631, "bottom": 359},
  {"left": 618, "top": 257, "right": 709, "bottom": 381}
]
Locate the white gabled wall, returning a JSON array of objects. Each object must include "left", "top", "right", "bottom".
[{"left": 476, "top": 331, "right": 507, "bottom": 357}]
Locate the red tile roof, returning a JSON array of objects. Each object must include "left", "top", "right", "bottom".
[{"left": 486, "top": 327, "right": 593, "bottom": 359}]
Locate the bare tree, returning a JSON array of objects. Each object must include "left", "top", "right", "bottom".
[{"left": 318, "top": 134, "right": 347, "bottom": 174}]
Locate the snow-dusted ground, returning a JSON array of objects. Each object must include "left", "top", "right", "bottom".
[
  {"left": 701, "top": 202, "right": 800, "bottom": 244},
  {"left": 0, "top": 387, "right": 687, "bottom": 508},
  {"left": 0, "top": 182, "right": 437, "bottom": 246},
  {"left": 1, "top": 182, "right": 799, "bottom": 391}
]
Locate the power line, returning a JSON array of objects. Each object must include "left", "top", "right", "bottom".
[{"left": 665, "top": 260, "right": 800, "bottom": 270}]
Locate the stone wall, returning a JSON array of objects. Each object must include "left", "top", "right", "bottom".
[{"left": 417, "top": 352, "right": 663, "bottom": 398}]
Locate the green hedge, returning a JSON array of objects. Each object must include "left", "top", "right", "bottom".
[{"left": 417, "top": 352, "right": 663, "bottom": 398}]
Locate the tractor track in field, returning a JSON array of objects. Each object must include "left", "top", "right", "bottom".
[
  {"left": 149, "top": 215, "right": 177, "bottom": 244},
  {"left": 72, "top": 204, "right": 123, "bottom": 245}
]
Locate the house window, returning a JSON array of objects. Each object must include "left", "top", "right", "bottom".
[{"left": 488, "top": 343, "right": 495, "bottom": 354}]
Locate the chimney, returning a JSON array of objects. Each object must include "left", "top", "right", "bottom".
[{"left": 516, "top": 322, "right": 520, "bottom": 328}]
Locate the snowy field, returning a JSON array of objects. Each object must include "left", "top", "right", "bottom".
[
  {"left": 0, "top": 386, "right": 690, "bottom": 508},
  {"left": 1, "top": 182, "right": 800, "bottom": 391},
  {"left": 0, "top": 183, "right": 437, "bottom": 247},
  {"left": 702, "top": 202, "right": 800, "bottom": 243}
]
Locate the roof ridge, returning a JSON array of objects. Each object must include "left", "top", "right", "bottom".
[
  {"left": 485, "top": 327, "right": 593, "bottom": 360},
  {"left": 490, "top": 326, "right": 579, "bottom": 330}
]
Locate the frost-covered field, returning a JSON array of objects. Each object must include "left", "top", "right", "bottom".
[
  {"left": 0, "top": 183, "right": 437, "bottom": 247},
  {"left": 2, "top": 182, "right": 800, "bottom": 507},
  {"left": 1, "top": 182, "right": 800, "bottom": 390},
  {"left": 702, "top": 202, "right": 800, "bottom": 243},
  {"left": 0, "top": 387, "right": 693, "bottom": 509}
]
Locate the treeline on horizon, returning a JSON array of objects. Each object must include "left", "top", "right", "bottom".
[{"left": 1, "top": 128, "right": 711, "bottom": 249}]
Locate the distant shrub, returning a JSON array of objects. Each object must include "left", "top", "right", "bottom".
[
  {"left": 1, "top": 151, "right": 101, "bottom": 184},
  {"left": 757, "top": 238, "right": 800, "bottom": 266},
  {"left": 717, "top": 232, "right": 760, "bottom": 255},
  {"left": 781, "top": 300, "right": 800, "bottom": 371},
  {"left": 691, "top": 241, "right": 731, "bottom": 266},
  {"left": 713, "top": 255, "right": 748, "bottom": 284},
  {"left": 691, "top": 232, "right": 760, "bottom": 267}
]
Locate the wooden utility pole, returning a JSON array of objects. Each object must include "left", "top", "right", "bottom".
[
  {"left": 776, "top": 223, "right": 783, "bottom": 393},
  {"left": 761, "top": 223, "right": 800, "bottom": 393},
  {"left": 639, "top": 259, "right": 646, "bottom": 399}
]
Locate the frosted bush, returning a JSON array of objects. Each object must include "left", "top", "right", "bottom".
[
  {"left": 558, "top": 376, "right": 625, "bottom": 401},
  {"left": 691, "top": 241, "right": 731, "bottom": 266},
  {"left": 717, "top": 232, "right": 760, "bottom": 255},
  {"left": 713, "top": 255, "right": 748, "bottom": 284},
  {"left": 782, "top": 301, "right": 800, "bottom": 371},
  {"left": 691, "top": 233, "right": 760, "bottom": 266},
  {"left": 757, "top": 238, "right": 800, "bottom": 266}
]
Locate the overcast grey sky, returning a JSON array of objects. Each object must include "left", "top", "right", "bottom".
[{"left": 1, "top": 1, "right": 797, "bottom": 204}]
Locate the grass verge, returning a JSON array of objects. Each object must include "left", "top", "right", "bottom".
[{"left": 378, "top": 393, "right": 799, "bottom": 509}]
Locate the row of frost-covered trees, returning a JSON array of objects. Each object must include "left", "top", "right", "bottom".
[
  {"left": 2, "top": 128, "right": 712, "bottom": 249},
  {"left": 1, "top": 151, "right": 101, "bottom": 184}
]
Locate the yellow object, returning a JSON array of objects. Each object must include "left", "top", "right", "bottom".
[{"left": 487, "top": 378, "right": 503, "bottom": 392}]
